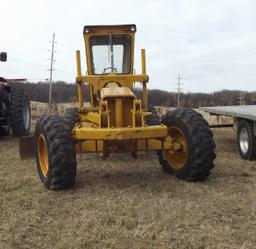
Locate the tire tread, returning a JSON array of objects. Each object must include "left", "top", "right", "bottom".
[
  {"left": 158, "top": 108, "right": 216, "bottom": 181},
  {"left": 35, "top": 115, "right": 76, "bottom": 190}
]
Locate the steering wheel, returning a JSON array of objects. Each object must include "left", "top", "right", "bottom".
[{"left": 102, "top": 67, "right": 118, "bottom": 74}]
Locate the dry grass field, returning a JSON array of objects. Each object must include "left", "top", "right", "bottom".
[{"left": 0, "top": 106, "right": 256, "bottom": 249}]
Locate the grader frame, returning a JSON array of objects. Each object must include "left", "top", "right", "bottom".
[
  {"left": 73, "top": 24, "right": 172, "bottom": 156},
  {"left": 23, "top": 24, "right": 215, "bottom": 190}
]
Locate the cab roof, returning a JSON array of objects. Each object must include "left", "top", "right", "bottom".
[{"left": 83, "top": 24, "right": 136, "bottom": 34}]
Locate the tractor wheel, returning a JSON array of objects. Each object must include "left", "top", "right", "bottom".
[
  {"left": 0, "top": 88, "right": 11, "bottom": 135},
  {"left": 35, "top": 115, "right": 77, "bottom": 190},
  {"left": 10, "top": 89, "right": 31, "bottom": 136},
  {"left": 0, "top": 119, "right": 10, "bottom": 136},
  {"left": 64, "top": 107, "right": 79, "bottom": 131},
  {"left": 237, "top": 120, "right": 256, "bottom": 160},
  {"left": 157, "top": 108, "right": 215, "bottom": 181},
  {"left": 145, "top": 105, "right": 159, "bottom": 125}
]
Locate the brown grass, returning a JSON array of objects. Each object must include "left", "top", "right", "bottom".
[{"left": 0, "top": 107, "right": 256, "bottom": 249}]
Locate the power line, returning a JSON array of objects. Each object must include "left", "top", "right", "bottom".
[
  {"left": 175, "top": 73, "right": 183, "bottom": 107},
  {"left": 28, "top": 78, "right": 49, "bottom": 82},
  {"left": 48, "top": 33, "right": 57, "bottom": 109}
]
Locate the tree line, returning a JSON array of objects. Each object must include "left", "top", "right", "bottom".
[{"left": 10, "top": 81, "right": 256, "bottom": 107}]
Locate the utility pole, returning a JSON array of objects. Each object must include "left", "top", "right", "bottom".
[
  {"left": 253, "top": 93, "right": 256, "bottom": 104},
  {"left": 175, "top": 73, "right": 183, "bottom": 107},
  {"left": 48, "top": 33, "right": 56, "bottom": 110},
  {"left": 238, "top": 92, "right": 245, "bottom": 106}
]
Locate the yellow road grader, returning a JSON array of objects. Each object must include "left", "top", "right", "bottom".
[{"left": 21, "top": 24, "right": 215, "bottom": 190}]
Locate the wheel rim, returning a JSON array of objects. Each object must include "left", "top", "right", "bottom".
[
  {"left": 239, "top": 127, "right": 249, "bottom": 154},
  {"left": 37, "top": 134, "right": 49, "bottom": 177},
  {"left": 23, "top": 98, "right": 30, "bottom": 130},
  {"left": 164, "top": 126, "right": 188, "bottom": 170}
]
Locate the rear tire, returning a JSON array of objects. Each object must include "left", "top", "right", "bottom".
[
  {"left": 0, "top": 88, "right": 11, "bottom": 136},
  {"left": 237, "top": 120, "right": 256, "bottom": 160},
  {"left": 35, "top": 115, "right": 77, "bottom": 190},
  {"left": 158, "top": 108, "right": 215, "bottom": 181},
  {"left": 0, "top": 119, "right": 10, "bottom": 136},
  {"left": 145, "top": 105, "right": 159, "bottom": 125},
  {"left": 64, "top": 107, "right": 79, "bottom": 131},
  {"left": 10, "top": 89, "right": 31, "bottom": 136}
]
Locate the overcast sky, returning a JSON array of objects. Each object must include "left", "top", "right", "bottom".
[{"left": 1, "top": 0, "right": 256, "bottom": 92}]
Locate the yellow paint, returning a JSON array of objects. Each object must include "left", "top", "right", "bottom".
[
  {"left": 115, "top": 98, "right": 123, "bottom": 127},
  {"left": 141, "top": 49, "right": 148, "bottom": 110},
  {"left": 74, "top": 125, "right": 167, "bottom": 140},
  {"left": 101, "top": 86, "right": 135, "bottom": 100},
  {"left": 76, "top": 50, "right": 83, "bottom": 108},
  {"left": 73, "top": 24, "right": 184, "bottom": 158},
  {"left": 141, "top": 49, "right": 146, "bottom": 75},
  {"left": 82, "top": 112, "right": 100, "bottom": 125},
  {"left": 76, "top": 74, "right": 149, "bottom": 94},
  {"left": 76, "top": 50, "right": 82, "bottom": 77},
  {"left": 37, "top": 134, "right": 49, "bottom": 177},
  {"left": 164, "top": 127, "right": 188, "bottom": 170},
  {"left": 75, "top": 137, "right": 173, "bottom": 153}
]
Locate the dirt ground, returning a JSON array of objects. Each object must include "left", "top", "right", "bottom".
[{"left": 0, "top": 113, "right": 256, "bottom": 248}]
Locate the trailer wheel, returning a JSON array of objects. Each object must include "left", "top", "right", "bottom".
[
  {"left": 157, "top": 108, "right": 216, "bottom": 181},
  {"left": 10, "top": 89, "right": 31, "bottom": 136},
  {"left": 237, "top": 120, "right": 256, "bottom": 160},
  {"left": 35, "top": 115, "right": 77, "bottom": 190}
]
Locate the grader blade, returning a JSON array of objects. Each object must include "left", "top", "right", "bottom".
[{"left": 19, "top": 136, "right": 35, "bottom": 159}]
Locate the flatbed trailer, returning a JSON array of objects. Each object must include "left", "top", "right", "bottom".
[{"left": 201, "top": 105, "right": 256, "bottom": 161}]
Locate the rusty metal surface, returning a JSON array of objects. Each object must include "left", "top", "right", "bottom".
[{"left": 19, "top": 135, "right": 35, "bottom": 159}]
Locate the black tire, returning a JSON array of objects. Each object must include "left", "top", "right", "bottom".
[
  {"left": 157, "top": 108, "right": 216, "bottom": 181},
  {"left": 145, "top": 105, "right": 159, "bottom": 125},
  {"left": 64, "top": 107, "right": 79, "bottom": 131},
  {"left": 237, "top": 120, "right": 256, "bottom": 160},
  {"left": 35, "top": 115, "right": 77, "bottom": 190},
  {"left": 9, "top": 89, "right": 31, "bottom": 136},
  {"left": 0, "top": 87, "right": 11, "bottom": 136},
  {"left": 0, "top": 120, "right": 10, "bottom": 136}
]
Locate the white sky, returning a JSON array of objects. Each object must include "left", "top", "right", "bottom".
[{"left": 1, "top": 0, "right": 256, "bottom": 92}]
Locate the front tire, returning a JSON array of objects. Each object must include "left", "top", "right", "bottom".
[
  {"left": 158, "top": 108, "right": 216, "bottom": 181},
  {"left": 237, "top": 120, "right": 256, "bottom": 160},
  {"left": 35, "top": 115, "right": 77, "bottom": 190}
]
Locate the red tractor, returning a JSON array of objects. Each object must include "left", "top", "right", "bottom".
[{"left": 0, "top": 52, "right": 31, "bottom": 136}]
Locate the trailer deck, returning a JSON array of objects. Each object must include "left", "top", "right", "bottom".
[
  {"left": 201, "top": 105, "right": 256, "bottom": 122},
  {"left": 200, "top": 105, "right": 256, "bottom": 161}
]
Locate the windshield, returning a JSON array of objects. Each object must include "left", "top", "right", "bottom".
[{"left": 90, "top": 34, "right": 131, "bottom": 74}]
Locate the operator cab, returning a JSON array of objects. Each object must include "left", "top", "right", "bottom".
[{"left": 83, "top": 25, "right": 136, "bottom": 76}]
